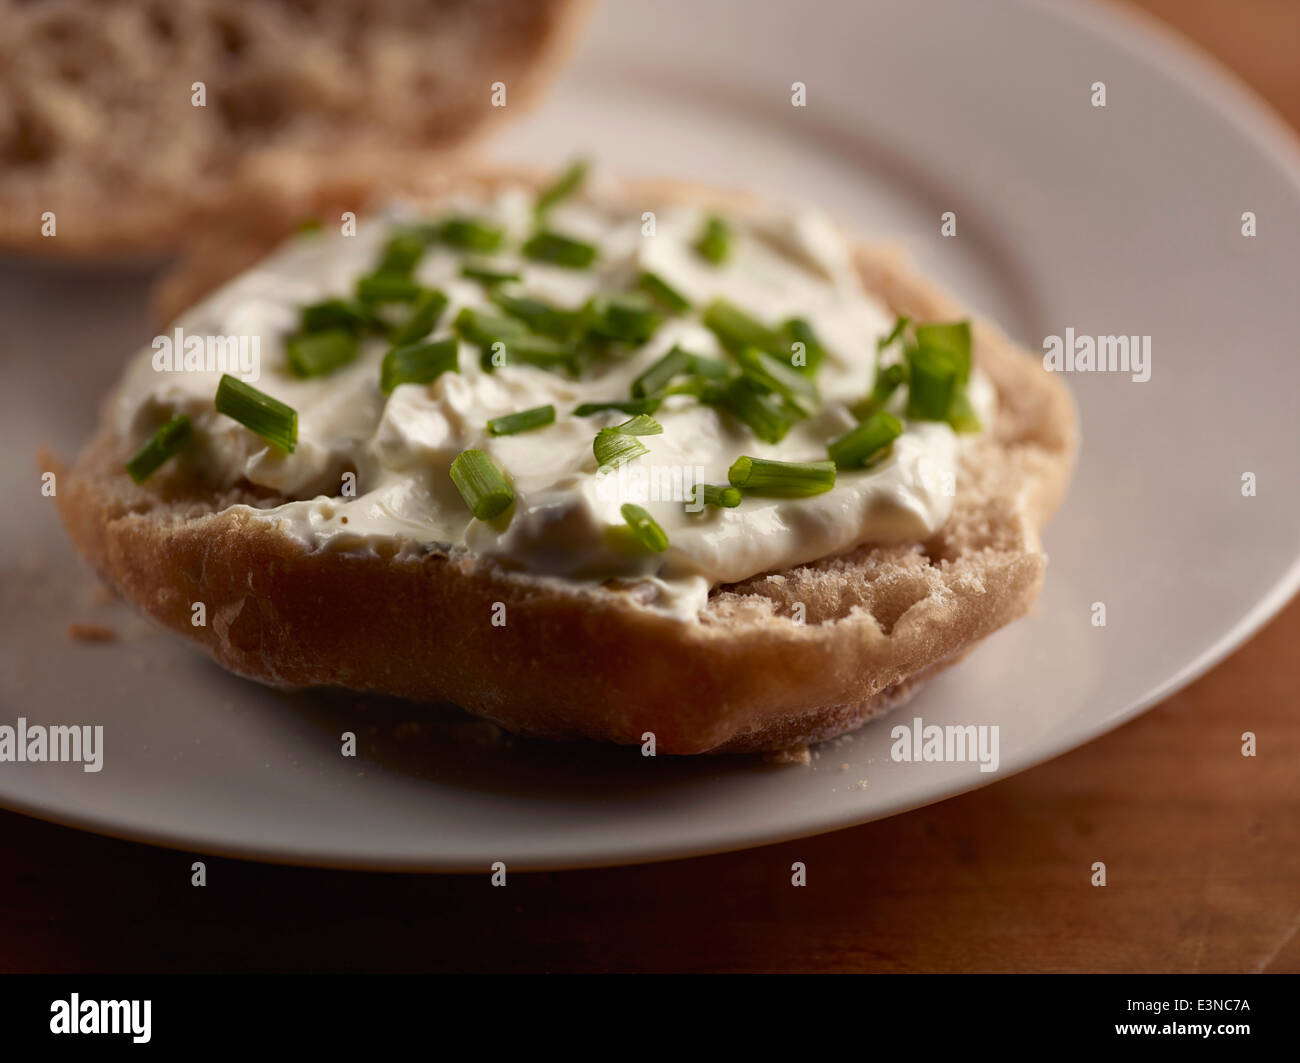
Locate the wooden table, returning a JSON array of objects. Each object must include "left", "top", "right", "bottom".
[{"left": 4, "top": 0, "right": 1298, "bottom": 973}]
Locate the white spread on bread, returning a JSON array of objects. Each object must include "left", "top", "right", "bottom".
[{"left": 114, "top": 186, "right": 995, "bottom": 620}]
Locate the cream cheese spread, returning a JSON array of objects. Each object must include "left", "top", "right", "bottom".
[{"left": 115, "top": 185, "right": 996, "bottom": 620}]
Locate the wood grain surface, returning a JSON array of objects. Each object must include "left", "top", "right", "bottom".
[{"left": 3, "top": 0, "right": 1297, "bottom": 973}]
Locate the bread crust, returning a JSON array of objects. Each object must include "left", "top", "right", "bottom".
[{"left": 52, "top": 175, "right": 1077, "bottom": 754}]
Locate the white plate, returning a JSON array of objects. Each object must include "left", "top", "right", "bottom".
[{"left": 2, "top": 0, "right": 1298, "bottom": 870}]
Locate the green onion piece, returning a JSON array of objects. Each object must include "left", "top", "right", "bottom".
[
  {"left": 301, "top": 298, "right": 367, "bottom": 334},
  {"left": 487, "top": 404, "right": 556, "bottom": 436},
  {"left": 852, "top": 362, "right": 908, "bottom": 419},
  {"left": 610, "top": 413, "right": 663, "bottom": 436},
  {"left": 460, "top": 263, "right": 521, "bottom": 286},
  {"left": 639, "top": 271, "right": 692, "bottom": 312},
  {"left": 440, "top": 216, "right": 504, "bottom": 252},
  {"left": 380, "top": 337, "right": 459, "bottom": 394},
  {"left": 488, "top": 291, "right": 579, "bottom": 340},
  {"left": 632, "top": 346, "right": 693, "bottom": 398},
  {"left": 736, "top": 346, "right": 818, "bottom": 412},
  {"left": 718, "top": 380, "right": 794, "bottom": 444},
  {"left": 727, "top": 456, "right": 836, "bottom": 497},
  {"left": 479, "top": 334, "right": 573, "bottom": 373},
  {"left": 878, "top": 315, "right": 911, "bottom": 352},
  {"left": 125, "top": 414, "right": 192, "bottom": 484},
  {"left": 215, "top": 374, "right": 296, "bottom": 452},
  {"left": 454, "top": 306, "right": 528, "bottom": 347},
  {"left": 449, "top": 449, "right": 514, "bottom": 520},
  {"left": 620, "top": 503, "right": 670, "bottom": 552},
  {"left": 694, "top": 215, "right": 731, "bottom": 264},
  {"left": 585, "top": 293, "right": 661, "bottom": 345},
  {"left": 357, "top": 273, "right": 422, "bottom": 304},
  {"left": 286, "top": 327, "right": 358, "bottom": 378},
  {"left": 784, "top": 317, "right": 828, "bottom": 375},
  {"left": 905, "top": 345, "right": 959, "bottom": 421},
  {"left": 389, "top": 288, "right": 449, "bottom": 345},
  {"left": 689, "top": 483, "right": 742, "bottom": 509},
  {"left": 376, "top": 230, "right": 427, "bottom": 276},
  {"left": 702, "top": 298, "right": 780, "bottom": 355},
  {"left": 946, "top": 388, "right": 981, "bottom": 433},
  {"left": 536, "top": 159, "right": 589, "bottom": 214},
  {"left": 573, "top": 398, "right": 662, "bottom": 417},
  {"left": 827, "top": 411, "right": 904, "bottom": 468},
  {"left": 523, "top": 230, "right": 598, "bottom": 269},
  {"left": 914, "top": 321, "right": 972, "bottom": 382},
  {"left": 594, "top": 429, "right": 649, "bottom": 468}
]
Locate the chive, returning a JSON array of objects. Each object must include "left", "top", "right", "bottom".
[
  {"left": 488, "top": 291, "right": 579, "bottom": 340},
  {"left": 718, "top": 379, "right": 793, "bottom": 444},
  {"left": 487, "top": 404, "right": 556, "bottom": 436},
  {"left": 585, "top": 293, "right": 661, "bottom": 345},
  {"left": 878, "top": 315, "right": 910, "bottom": 352},
  {"left": 914, "top": 321, "right": 972, "bottom": 382},
  {"left": 620, "top": 503, "right": 670, "bottom": 552},
  {"left": 454, "top": 306, "right": 528, "bottom": 347},
  {"left": 594, "top": 430, "right": 649, "bottom": 468},
  {"left": 460, "top": 263, "right": 521, "bottom": 286},
  {"left": 784, "top": 317, "right": 828, "bottom": 375},
  {"left": 702, "top": 298, "right": 780, "bottom": 355},
  {"left": 947, "top": 388, "right": 981, "bottom": 433},
  {"left": 610, "top": 413, "right": 663, "bottom": 436},
  {"left": 852, "top": 362, "right": 908, "bottom": 419},
  {"left": 523, "top": 230, "right": 597, "bottom": 269},
  {"left": 125, "top": 414, "right": 192, "bottom": 484},
  {"left": 449, "top": 449, "right": 514, "bottom": 520},
  {"left": 728, "top": 456, "right": 836, "bottom": 497},
  {"left": 357, "top": 273, "right": 422, "bottom": 304},
  {"left": 380, "top": 337, "right": 459, "bottom": 393},
  {"left": 376, "top": 230, "right": 427, "bottom": 276},
  {"left": 905, "top": 345, "right": 959, "bottom": 422},
  {"left": 286, "top": 327, "right": 358, "bottom": 377},
  {"left": 536, "top": 159, "right": 589, "bottom": 214},
  {"left": 694, "top": 215, "right": 731, "bottom": 264},
  {"left": 639, "top": 271, "right": 692, "bottom": 312},
  {"left": 632, "top": 346, "right": 693, "bottom": 398},
  {"left": 301, "top": 298, "right": 367, "bottom": 334},
  {"left": 689, "top": 483, "right": 742, "bottom": 509},
  {"left": 440, "top": 216, "right": 504, "bottom": 252},
  {"left": 828, "top": 411, "right": 903, "bottom": 468},
  {"left": 573, "top": 398, "right": 662, "bottom": 417},
  {"left": 736, "top": 346, "right": 818, "bottom": 412},
  {"left": 389, "top": 288, "right": 449, "bottom": 345},
  {"left": 480, "top": 334, "right": 573, "bottom": 372},
  {"left": 215, "top": 374, "right": 296, "bottom": 452}
]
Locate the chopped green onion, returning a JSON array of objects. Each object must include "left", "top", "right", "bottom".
[
  {"left": 610, "top": 413, "right": 663, "bottom": 436},
  {"left": 702, "top": 298, "right": 780, "bottom": 355},
  {"left": 460, "top": 263, "right": 521, "bottom": 286},
  {"left": 905, "top": 345, "right": 959, "bottom": 422},
  {"left": 784, "top": 317, "right": 828, "bottom": 375},
  {"left": 736, "top": 346, "right": 818, "bottom": 412},
  {"left": 480, "top": 334, "right": 573, "bottom": 372},
  {"left": 852, "top": 362, "right": 907, "bottom": 419},
  {"left": 594, "top": 430, "right": 649, "bottom": 468},
  {"left": 389, "top": 288, "right": 449, "bottom": 345},
  {"left": 449, "top": 449, "right": 514, "bottom": 520},
  {"left": 286, "top": 327, "right": 358, "bottom": 378},
  {"left": 440, "top": 216, "right": 504, "bottom": 252},
  {"left": 523, "top": 230, "right": 598, "bottom": 269},
  {"left": 717, "top": 379, "right": 794, "bottom": 444},
  {"left": 125, "top": 414, "right": 191, "bottom": 484},
  {"left": 694, "top": 215, "right": 731, "bottom": 264},
  {"left": 620, "top": 503, "right": 669, "bottom": 552},
  {"left": 632, "top": 346, "right": 693, "bottom": 398},
  {"left": 573, "top": 398, "right": 662, "bottom": 417},
  {"left": 878, "top": 315, "right": 910, "bottom": 351},
  {"left": 827, "top": 411, "right": 903, "bottom": 468},
  {"left": 376, "top": 230, "right": 427, "bottom": 276},
  {"left": 946, "top": 388, "right": 982, "bottom": 433},
  {"left": 585, "top": 293, "right": 661, "bottom": 345},
  {"left": 215, "top": 374, "right": 296, "bottom": 452},
  {"left": 914, "top": 321, "right": 972, "bottom": 382},
  {"left": 380, "top": 337, "right": 459, "bottom": 393},
  {"left": 639, "top": 271, "right": 692, "bottom": 312},
  {"left": 689, "top": 483, "right": 742, "bottom": 509},
  {"left": 487, "top": 404, "right": 556, "bottom": 436},
  {"left": 488, "top": 291, "right": 579, "bottom": 340},
  {"left": 536, "top": 159, "right": 589, "bottom": 214},
  {"left": 300, "top": 298, "right": 367, "bottom": 334},
  {"left": 454, "top": 306, "right": 528, "bottom": 347},
  {"left": 357, "top": 273, "right": 422, "bottom": 304},
  {"left": 727, "top": 456, "right": 836, "bottom": 497}
]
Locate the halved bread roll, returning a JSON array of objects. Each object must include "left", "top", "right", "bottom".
[{"left": 52, "top": 172, "right": 1076, "bottom": 754}]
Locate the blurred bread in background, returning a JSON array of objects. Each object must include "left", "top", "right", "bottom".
[{"left": 0, "top": 0, "right": 592, "bottom": 256}]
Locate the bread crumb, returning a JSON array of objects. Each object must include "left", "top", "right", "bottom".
[
  {"left": 68, "top": 622, "right": 117, "bottom": 642},
  {"left": 764, "top": 745, "right": 811, "bottom": 765}
]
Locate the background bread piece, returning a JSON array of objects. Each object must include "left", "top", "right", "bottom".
[
  {"left": 0, "top": 0, "right": 592, "bottom": 256},
  {"left": 53, "top": 175, "right": 1078, "bottom": 754}
]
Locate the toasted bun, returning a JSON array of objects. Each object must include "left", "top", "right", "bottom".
[
  {"left": 0, "top": 0, "right": 591, "bottom": 256},
  {"left": 51, "top": 173, "right": 1077, "bottom": 754}
]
